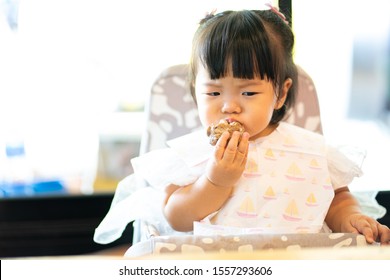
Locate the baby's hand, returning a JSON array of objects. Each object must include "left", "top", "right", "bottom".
[
  {"left": 341, "top": 213, "right": 390, "bottom": 245},
  {"left": 205, "top": 131, "right": 249, "bottom": 188}
]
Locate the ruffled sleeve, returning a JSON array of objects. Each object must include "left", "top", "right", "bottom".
[
  {"left": 94, "top": 132, "right": 211, "bottom": 244},
  {"left": 93, "top": 148, "right": 203, "bottom": 245},
  {"left": 93, "top": 179, "right": 166, "bottom": 244},
  {"left": 326, "top": 145, "right": 365, "bottom": 189}
]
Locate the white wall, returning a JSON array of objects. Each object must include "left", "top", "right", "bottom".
[{"left": 293, "top": 0, "right": 355, "bottom": 135}]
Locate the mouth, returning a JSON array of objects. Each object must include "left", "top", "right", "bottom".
[{"left": 225, "top": 118, "right": 240, "bottom": 124}]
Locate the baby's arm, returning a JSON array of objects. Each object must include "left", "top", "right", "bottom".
[
  {"left": 325, "top": 187, "right": 390, "bottom": 245},
  {"left": 163, "top": 175, "right": 233, "bottom": 231},
  {"left": 163, "top": 131, "right": 249, "bottom": 232}
]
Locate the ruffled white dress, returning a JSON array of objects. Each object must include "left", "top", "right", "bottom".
[{"left": 94, "top": 122, "right": 364, "bottom": 244}]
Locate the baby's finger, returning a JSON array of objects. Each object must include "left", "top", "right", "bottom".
[
  {"left": 368, "top": 220, "right": 379, "bottom": 241},
  {"left": 377, "top": 224, "right": 390, "bottom": 245},
  {"left": 354, "top": 220, "right": 375, "bottom": 243},
  {"left": 236, "top": 132, "right": 249, "bottom": 165},
  {"left": 222, "top": 131, "right": 241, "bottom": 162},
  {"left": 214, "top": 131, "right": 230, "bottom": 160}
]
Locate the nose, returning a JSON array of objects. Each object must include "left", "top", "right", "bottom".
[{"left": 221, "top": 97, "right": 241, "bottom": 114}]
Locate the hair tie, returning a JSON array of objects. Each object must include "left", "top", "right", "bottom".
[
  {"left": 265, "top": 3, "right": 289, "bottom": 25},
  {"left": 200, "top": 8, "right": 217, "bottom": 24}
]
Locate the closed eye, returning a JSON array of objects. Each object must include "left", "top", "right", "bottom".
[
  {"left": 205, "top": 92, "right": 220, "bottom": 96},
  {"left": 242, "top": 92, "right": 259, "bottom": 96}
]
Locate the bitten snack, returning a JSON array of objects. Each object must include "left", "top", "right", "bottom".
[{"left": 207, "top": 119, "right": 245, "bottom": 146}]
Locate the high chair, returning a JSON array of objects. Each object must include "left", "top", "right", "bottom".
[{"left": 94, "top": 63, "right": 388, "bottom": 256}]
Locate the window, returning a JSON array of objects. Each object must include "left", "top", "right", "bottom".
[
  {"left": 0, "top": 0, "right": 280, "bottom": 196},
  {"left": 294, "top": 0, "right": 390, "bottom": 192}
]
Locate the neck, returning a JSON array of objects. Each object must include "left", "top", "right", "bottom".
[{"left": 249, "top": 123, "right": 279, "bottom": 141}]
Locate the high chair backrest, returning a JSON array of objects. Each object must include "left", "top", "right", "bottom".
[{"left": 139, "top": 64, "right": 323, "bottom": 156}]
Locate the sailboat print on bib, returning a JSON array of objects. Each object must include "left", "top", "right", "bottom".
[
  {"left": 243, "top": 157, "right": 261, "bottom": 178},
  {"left": 323, "top": 176, "right": 333, "bottom": 190},
  {"left": 285, "top": 162, "right": 305, "bottom": 181},
  {"left": 236, "top": 195, "right": 258, "bottom": 218},
  {"left": 309, "top": 158, "right": 322, "bottom": 170},
  {"left": 264, "top": 148, "right": 276, "bottom": 160},
  {"left": 283, "top": 199, "right": 302, "bottom": 221},
  {"left": 305, "top": 193, "right": 318, "bottom": 206},
  {"left": 282, "top": 134, "right": 297, "bottom": 147},
  {"left": 263, "top": 186, "right": 277, "bottom": 200}
]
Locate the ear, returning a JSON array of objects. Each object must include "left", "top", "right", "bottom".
[{"left": 274, "top": 78, "right": 293, "bottom": 110}]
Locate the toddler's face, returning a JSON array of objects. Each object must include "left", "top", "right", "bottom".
[{"left": 194, "top": 64, "right": 285, "bottom": 141}]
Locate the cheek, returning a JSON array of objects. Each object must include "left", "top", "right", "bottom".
[
  {"left": 195, "top": 100, "right": 212, "bottom": 127},
  {"left": 245, "top": 104, "right": 274, "bottom": 128}
]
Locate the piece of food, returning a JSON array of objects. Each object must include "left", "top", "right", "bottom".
[{"left": 207, "top": 119, "right": 245, "bottom": 146}]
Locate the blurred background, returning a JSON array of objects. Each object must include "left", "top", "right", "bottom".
[{"left": 0, "top": 0, "right": 389, "bottom": 197}]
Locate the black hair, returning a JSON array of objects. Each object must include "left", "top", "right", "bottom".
[{"left": 189, "top": 9, "right": 297, "bottom": 124}]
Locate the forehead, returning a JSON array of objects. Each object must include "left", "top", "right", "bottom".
[{"left": 195, "top": 63, "right": 212, "bottom": 80}]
